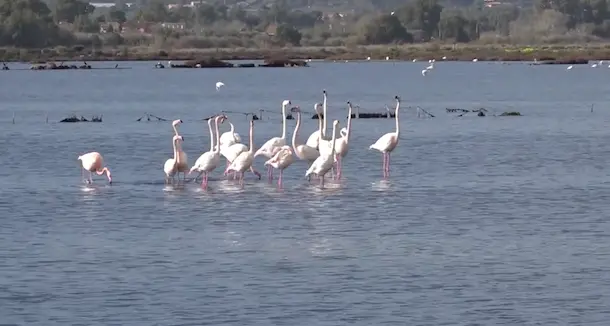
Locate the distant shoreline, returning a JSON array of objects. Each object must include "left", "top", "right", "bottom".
[{"left": 2, "top": 44, "right": 610, "bottom": 64}]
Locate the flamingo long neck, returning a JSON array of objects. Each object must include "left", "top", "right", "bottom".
[
  {"left": 292, "top": 111, "right": 301, "bottom": 150},
  {"left": 173, "top": 124, "right": 184, "bottom": 152},
  {"left": 346, "top": 105, "right": 353, "bottom": 143},
  {"left": 395, "top": 100, "right": 400, "bottom": 137},
  {"left": 322, "top": 94, "right": 328, "bottom": 138},
  {"left": 207, "top": 119, "right": 214, "bottom": 151},
  {"left": 248, "top": 122, "right": 254, "bottom": 153},
  {"left": 214, "top": 118, "right": 221, "bottom": 154},
  {"left": 229, "top": 122, "right": 235, "bottom": 134},
  {"left": 317, "top": 110, "right": 323, "bottom": 133},
  {"left": 330, "top": 124, "right": 337, "bottom": 155},
  {"left": 95, "top": 167, "right": 109, "bottom": 176},
  {"left": 172, "top": 138, "right": 179, "bottom": 163},
  {"left": 281, "top": 104, "right": 287, "bottom": 140}
]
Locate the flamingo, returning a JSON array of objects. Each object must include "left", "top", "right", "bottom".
[
  {"left": 78, "top": 152, "right": 112, "bottom": 184},
  {"left": 305, "top": 120, "right": 339, "bottom": 188},
  {"left": 291, "top": 106, "right": 320, "bottom": 164},
  {"left": 219, "top": 121, "right": 241, "bottom": 147},
  {"left": 225, "top": 120, "right": 259, "bottom": 186},
  {"left": 264, "top": 145, "right": 294, "bottom": 188},
  {"left": 369, "top": 96, "right": 401, "bottom": 178},
  {"left": 164, "top": 135, "right": 185, "bottom": 184},
  {"left": 189, "top": 115, "right": 224, "bottom": 188},
  {"left": 318, "top": 90, "right": 336, "bottom": 158},
  {"left": 305, "top": 102, "right": 324, "bottom": 149},
  {"left": 216, "top": 81, "right": 225, "bottom": 91},
  {"left": 254, "top": 99, "right": 290, "bottom": 181},
  {"left": 171, "top": 119, "right": 189, "bottom": 181},
  {"left": 334, "top": 101, "right": 353, "bottom": 179}
]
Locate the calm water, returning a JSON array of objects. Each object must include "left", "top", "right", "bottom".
[{"left": 1, "top": 61, "right": 610, "bottom": 325}]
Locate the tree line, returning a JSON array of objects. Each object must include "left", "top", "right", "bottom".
[{"left": 1, "top": 0, "right": 610, "bottom": 50}]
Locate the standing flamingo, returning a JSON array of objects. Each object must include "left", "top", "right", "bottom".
[
  {"left": 219, "top": 121, "right": 241, "bottom": 148},
  {"left": 171, "top": 119, "right": 189, "bottom": 181},
  {"left": 370, "top": 96, "right": 401, "bottom": 178},
  {"left": 225, "top": 120, "right": 259, "bottom": 186},
  {"left": 305, "top": 103, "right": 324, "bottom": 149},
  {"left": 305, "top": 120, "right": 339, "bottom": 188},
  {"left": 318, "top": 90, "right": 335, "bottom": 158},
  {"left": 164, "top": 135, "right": 185, "bottom": 184},
  {"left": 334, "top": 101, "right": 353, "bottom": 179},
  {"left": 78, "top": 152, "right": 112, "bottom": 184},
  {"left": 189, "top": 115, "right": 224, "bottom": 188},
  {"left": 264, "top": 145, "right": 294, "bottom": 188},
  {"left": 254, "top": 99, "right": 290, "bottom": 182},
  {"left": 290, "top": 106, "right": 320, "bottom": 167}
]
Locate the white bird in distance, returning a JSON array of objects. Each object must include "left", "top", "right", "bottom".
[{"left": 216, "top": 81, "right": 225, "bottom": 91}]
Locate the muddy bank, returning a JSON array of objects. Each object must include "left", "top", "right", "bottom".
[{"left": 3, "top": 45, "right": 610, "bottom": 63}]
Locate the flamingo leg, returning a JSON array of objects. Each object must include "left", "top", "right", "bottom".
[
  {"left": 382, "top": 153, "right": 387, "bottom": 178},
  {"left": 201, "top": 172, "right": 207, "bottom": 188},
  {"left": 336, "top": 155, "right": 342, "bottom": 179},
  {"left": 250, "top": 166, "right": 262, "bottom": 180},
  {"left": 320, "top": 175, "right": 325, "bottom": 188},
  {"left": 387, "top": 153, "right": 391, "bottom": 177},
  {"left": 88, "top": 171, "right": 93, "bottom": 184},
  {"left": 240, "top": 172, "right": 245, "bottom": 187},
  {"left": 278, "top": 169, "right": 283, "bottom": 187}
]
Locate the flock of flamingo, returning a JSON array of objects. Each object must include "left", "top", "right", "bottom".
[{"left": 77, "top": 91, "right": 402, "bottom": 189}]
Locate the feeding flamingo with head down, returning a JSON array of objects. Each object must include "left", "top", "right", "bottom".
[
  {"left": 369, "top": 96, "right": 401, "bottom": 178},
  {"left": 78, "top": 152, "right": 112, "bottom": 184},
  {"left": 254, "top": 99, "right": 291, "bottom": 182},
  {"left": 264, "top": 145, "right": 294, "bottom": 188}
]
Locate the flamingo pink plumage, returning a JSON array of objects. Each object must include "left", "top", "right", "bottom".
[{"left": 78, "top": 152, "right": 112, "bottom": 184}]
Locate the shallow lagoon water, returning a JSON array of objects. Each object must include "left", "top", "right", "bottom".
[{"left": 1, "top": 61, "right": 610, "bottom": 325}]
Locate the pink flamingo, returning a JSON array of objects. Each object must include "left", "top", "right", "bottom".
[
  {"left": 264, "top": 145, "right": 294, "bottom": 188},
  {"left": 225, "top": 120, "right": 258, "bottom": 187},
  {"left": 369, "top": 96, "right": 401, "bottom": 178},
  {"left": 78, "top": 152, "right": 112, "bottom": 184},
  {"left": 333, "top": 101, "right": 353, "bottom": 179}
]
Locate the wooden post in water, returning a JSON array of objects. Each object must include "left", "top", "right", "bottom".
[{"left": 12, "top": 112, "right": 15, "bottom": 124}]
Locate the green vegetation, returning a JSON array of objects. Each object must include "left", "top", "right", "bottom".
[{"left": 2, "top": 0, "right": 610, "bottom": 61}]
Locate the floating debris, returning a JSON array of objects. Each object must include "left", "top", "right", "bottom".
[
  {"left": 499, "top": 111, "right": 521, "bottom": 116},
  {"left": 60, "top": 115, "right": 102, "bottom": 123},
  {"left": 416, "top": 107, "right": 435, "bottom": 118},
  {"left": 447, "top": 107, "right": 520, "bottom": 117},
  {"left": 157, "top": 57, "right": 308, "bottom": 69},
  {"left": 136, "top": 113, "right": 168, "bottom": 122}
]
